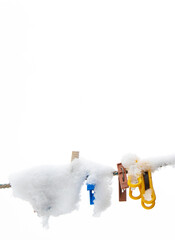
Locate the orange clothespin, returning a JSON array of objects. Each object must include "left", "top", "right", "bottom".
[{"left": 117, "top": 163, "right": 128, "bottom": 201}]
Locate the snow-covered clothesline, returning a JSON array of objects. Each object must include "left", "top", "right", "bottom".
[{"left": 1, "top": 152, "right": 175, "bottom": 227}]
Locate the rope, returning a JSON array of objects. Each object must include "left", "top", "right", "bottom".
[
  {"left": 0, "top": 172, "right": 119, "bottom": 190},
  {"left": 0, "top": 184, "right": 11, "bottom": 189},
  {"left": 0, "top": 172, "right": 118, "bottom": 190}
]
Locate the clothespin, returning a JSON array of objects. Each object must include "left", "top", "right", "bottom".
[
  {"left": 71, "top": 151, "right": 79, "bottom": 161},
  {"left": 141, "top": 171, "right": 156, "bottom": 209},
  {"left": 127, "top": 169, "right": 156, "bottom": 209},
  {"left": 70, "top": 151, "right": 95, "bottom": 205},
  {"left": 87, "top": 184, "right": 95, "bottom": 205},
  {"left": 117, "top": 163, "right": 128, "bottom": 201}
]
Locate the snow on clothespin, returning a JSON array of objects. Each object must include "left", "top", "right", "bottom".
[{"left": 117, "top": 163, "right": 128, "bottom": 201}]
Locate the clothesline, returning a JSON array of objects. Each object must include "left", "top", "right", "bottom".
[
  {"left": 0, "top": 151, "right": 175, "bottom": 227},
  {"left": 0, "top": 152, "right": 174, "bottom": 189}
]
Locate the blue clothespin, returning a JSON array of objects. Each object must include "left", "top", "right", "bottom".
[{"left": 87, "top": 184, "right": 95, "bottom": 205}]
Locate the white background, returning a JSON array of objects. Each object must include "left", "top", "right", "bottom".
[{"left": 0, "top": 0, "right": 175, "bottom": 239}]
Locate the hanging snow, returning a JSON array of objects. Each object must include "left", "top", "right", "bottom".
[{"left": 9, "top": 159, "right": 114, "bottom": 227}]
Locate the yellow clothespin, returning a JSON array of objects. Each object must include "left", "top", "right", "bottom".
[
  {"left": 140, "top": 171, "right": 156, "bottom": 210},
  {"left": 127, "top": 161, "right": 156, "bottom": 209}
]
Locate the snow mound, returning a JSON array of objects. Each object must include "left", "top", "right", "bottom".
[{"left": 9, "top": 159, "right": 114, "bottom": 227}]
